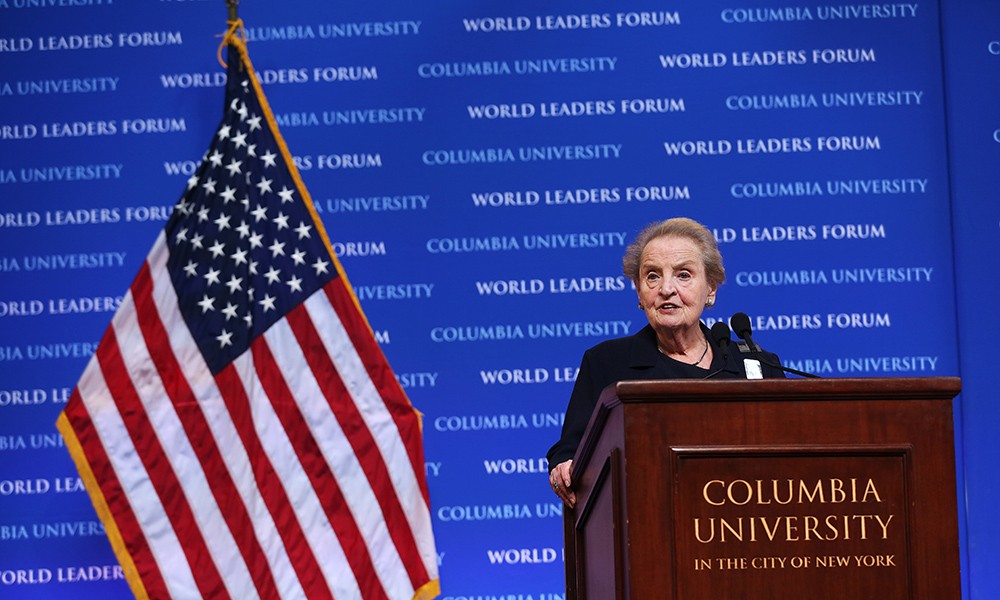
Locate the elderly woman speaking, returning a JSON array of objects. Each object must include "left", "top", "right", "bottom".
[{"left": 547, "top": 217, "right": 784, "bottom": 507}]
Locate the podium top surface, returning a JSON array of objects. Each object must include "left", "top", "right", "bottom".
[{"left": 610, "top": 376, "right": 962, "bottom": 403}]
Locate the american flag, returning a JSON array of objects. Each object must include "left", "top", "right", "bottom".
[{"left": 57, "top": 36, "right": 439, "bottom": 600}]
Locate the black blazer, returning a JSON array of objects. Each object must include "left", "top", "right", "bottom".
[{"left": 546, "top": 323, "right": 786, "bottom": 468}]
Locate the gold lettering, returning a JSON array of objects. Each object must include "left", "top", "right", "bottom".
[
  {"left": 721, "top": 517, "right": 744, "bottom": 542},
  {"left": 703, "top": 480, "right": 725, "bottom": 505},
  {"left": 693, "top": 518, "right": 715, "bottom": 543},
  {"left": 823, "top": 515, "right": 842, "bottom": 540},
  {"left": 772, "top": 479, "right": 793, "bottom": 504},
  {"left": 700, "top": 478, "right": 886, "bottom": 506},
  {"left": 854, "top": 514, "right": 873, "bottom": 539},
  {"left": 874, "top": 514, "right": 893, "bottom": 539},
  {"left": 760, "top": 516, "right": 782, "bottom": 541},
  {"left": 799, "top": 480, "right": 825, "bottom": 503},
  {"left": 861, "top": 478, "right": 882, "bottom": 503},
  {"left": 830, "top": 478, "right": 845, "bottom": 502},
  {"left": 803, "top": 515, "right": 820, "bottom": 540},
  {"left": 784, "top": 515, "right": 800, "bottom": 541},
  {"left": 755, "top": 480, "right": 771, "bottom": 504},
  {"left": 728, "top": 480, "right": 752, "bottom": 505},
  {"left": 691, "top": 513, "right": 894, "bottom": 545}
]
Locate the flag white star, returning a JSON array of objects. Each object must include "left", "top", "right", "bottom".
[
  {"left": 220, "top": 186, "right": 237, "bottom": 204},
  {"left": 204, "top": 267, "right": 221, "bottom": 286},
  {"left": 225, "top": 275, "right": 244, "bottom": 294},
  {"left": 261, "top": 150, "right": 277, "bottom": 168},
  {"left": 286, "top": 275, "right": 303, "bottom": 293},
  {"left": 236, "top": 221, "right": 250, "bottom": 238},
  {"left": 190, "top": 233, "right": 205, "bottom": 249},
  {"left": 214, "top": 214, "right": 232, "bottom": 231},
  {"left": 231, "top": 247, "right": 248, "bottom": 265},
  {"left": 251, "top": 205, "right": 268, "bottom": 222},
  {"left": 218, "top": 124, "right": 231, "bottom": 140},
  {"left": 247, "top": 114, "right": 262, "bottom": 131},
  {"left": 202, "top": 178, "right": 217, "bottom": 195},
  {"left": 197, "top": 294, "right": 216, "bottom": 313},
  {"left": 295, "top": 222, "right": 312, "bottom": 239},
  {"left": 273, "top": 213, "right": 289, "bottom": 230},
  {"left": 278, "top": 187, "right": 295, "bottom": 203},
  {"left": 183, "top": 260, "right": 198, "bottom": 277},
  {"left": 248, "top": 232, "right": 264, "bottom": 249},
  {"left": 259, "top": 294, "right": 277, "bottom": 312},
  {"left": 290, "top": 249, "right": 307, "bottom": 265},
  {"left": 312, "top": 258, "right": 330, "bottom": 275},
  {"left": 256, "top": 176, "right": 273, "bottom": 194},
  {"left": 264, "top": 267, "right": 281, "bottom": 284},
  {"left": 269, "top": 240, "right": 286, "bottom": 257},
  {"left": 216, "top": 329, "right": 234, "bottom": 348},
  {"left": 222, "top": 303, "right": 239, "bottom": 321},
  {"left": 186, "top": 175, "right": 199, "bottom": 190},
  {"left": 232, "top": 131, "right": 247, "bottom": 149},
  {"left": 209, "top": 150, "right": 224, "bottom": 166},
  {"left": 208, "top": 241, "right": 226, "bottom": 258},
  {"left": 225, "top": 159, "right": 242, "bottom": 176}
]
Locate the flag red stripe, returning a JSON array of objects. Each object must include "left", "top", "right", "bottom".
[
  {"left": 250, "top": 335, "right": 390, "bottom": 600},
  {"left": 322, "top": 278, "right": 431, "bottom": 504},
  {"left": 213, "top": 365, "right": 334, "bottom": 600},
  {"left": 286, "top": 299, "right": 431, "bottom": 588},
  {"left": 95, "top": 328, "right": 230, "bottom": 600},
  {"left": 64, "top": 389, "right": 173, "bottom": 600},
  {"left": 132, "top": 263, "right": 281, "bottom": 599}
]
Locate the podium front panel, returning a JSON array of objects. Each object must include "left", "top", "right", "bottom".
[{"left": 672, "top": 446, "right": 911, "bottom": 600}]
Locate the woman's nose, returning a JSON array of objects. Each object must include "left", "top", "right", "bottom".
[{"left": 659, "top": 278, "right": 676, "bottom": 296}]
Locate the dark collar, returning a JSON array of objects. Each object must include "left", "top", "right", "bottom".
[
  {"left": 627, "top": 322, "right": 715, "bottom": 370},
  {"left": 627, "top": 324, "right": 662, "bottom": 369}
]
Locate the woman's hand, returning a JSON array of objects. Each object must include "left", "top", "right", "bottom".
[{"left": 549, "top": 459, "right": 576, "bottom": 508}]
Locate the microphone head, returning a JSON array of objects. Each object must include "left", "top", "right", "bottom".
[
  {"left": 729, "top": 312, "right": 753, "bottom": 340},
  {"left": 710, "top": 320, "right": 731, "bottom": 348}
]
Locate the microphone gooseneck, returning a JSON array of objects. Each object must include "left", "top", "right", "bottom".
[{"left": 729, "top": 311, "right": 820, "bottom": 378}]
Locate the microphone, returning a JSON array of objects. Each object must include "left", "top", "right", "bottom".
[
  {"left": 729, "top": 312, "right": 761, "bottom": 353},
  {"left": 702, "top": 320, "right": 735, "bottom": 379},
  {"left": 729, "top": 312, "right": 821, "bottom": 379},
  {"left": 711, "top": 320, "right": 732, "bottom": 364}
]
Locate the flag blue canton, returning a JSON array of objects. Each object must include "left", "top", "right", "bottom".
[{"left": 164, "top": 54, "right": 335, "bottom": 374}]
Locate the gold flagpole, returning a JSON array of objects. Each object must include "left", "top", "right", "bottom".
[{"left": 227, "top": 0, "right": 239, "bottom": 21}]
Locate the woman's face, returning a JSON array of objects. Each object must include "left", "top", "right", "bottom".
[{"left": 636, "top": 235, "right": 717, "bottom": 337}]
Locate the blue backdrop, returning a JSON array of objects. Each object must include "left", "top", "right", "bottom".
[{"left": 1, "top": 1, "right": 997, "bottom": 598}]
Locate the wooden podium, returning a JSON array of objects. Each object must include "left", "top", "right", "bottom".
[{"left": 563, "top": 377, "right": 962, "bottom": 600}]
